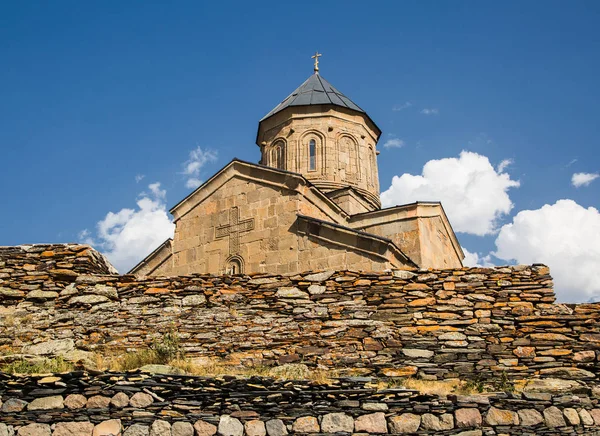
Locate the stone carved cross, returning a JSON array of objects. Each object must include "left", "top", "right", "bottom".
[{"left": 215, "top": 207, "right": 255, "bottom": 255}]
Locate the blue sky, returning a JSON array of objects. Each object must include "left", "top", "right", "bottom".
[{"left": 1, "top": 2, "right": 599, "bottom": 301}]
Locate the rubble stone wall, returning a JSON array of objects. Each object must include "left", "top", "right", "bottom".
[
  {"left": 1, "top": 372, "right": 600, "bottom": 435},
  {"left": 1, "top": 245, "right": 598, "bottom": 383}
]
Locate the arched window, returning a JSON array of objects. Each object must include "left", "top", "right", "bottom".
[
  {"left": 309, "top": 139, "right": 316, "bottom": 171},
  {"left": 269, "top": 142, "right": 284, "bottom": 170},
  {"left": 226, "top": 256, "right": 243, "bottom": 275}
]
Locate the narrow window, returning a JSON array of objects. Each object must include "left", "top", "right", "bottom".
[
  {"left": 309, "top": 139, "right": 316, "bottom": 171},
  {"left": 227, "top": 257, "right": 243, "bottom": 275}
]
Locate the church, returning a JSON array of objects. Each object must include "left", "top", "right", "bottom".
[{"left": 130, "top": 55, "right": 464, "bottom": 276}]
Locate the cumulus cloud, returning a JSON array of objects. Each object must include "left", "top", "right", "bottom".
[
  {"left": 381, "top": 151, "right": 520, "bottom": 236},
  {"left": 135, "top": 174, "right": 145, "bottom": 183},
  {"left": 383, "top": 138, "right": 405, "bottom": 149},
  {"left": 462, "top": 247, "right": 495, "bottom": 267},
  {"left": 80, "top": 182, "right": 175, "bottom": 273},
  {"left": 183, "top": 146, "right": 218, "bottom": 189},
  {"left": 494, "top": 199, "right": 600, "bottom": 302},
  {"left": 572, "top": 172, "right": 599, "bottom": 188},
  {"left": 392, "top": 102, "right": 412, "bottom": 111},
  {"left": 421, "top": 108, "right": 439, "bottom": 115}
]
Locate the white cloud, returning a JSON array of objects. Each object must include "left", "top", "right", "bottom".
[
  {"left": 420, "top": 108, "right": 439, "bottom": 115},
  {"left": 462, "top": 247, "right": 495, "bottom": 267},
  {"left": 383, "top": 138, "right": 405, "bottom": 149},
  {"left": 182, "top": 146, "right": 218, "bottom": 189},
  {"left": 494, "top": 199, "right": 600, "bottom": 303},
  {"left": 572, "top": 172, "right": 599, "bottom": 188},
  {"left": 392, "top": 102, "right": 412, "bottom": 111},
  {"left": 497, "top": 158, "right": 514, "bottom": 173},
  {"left": 80, "top": 182, "right": 175, "bottom": 273},
  {"left": 135, "top": 174, "right": 145, "bottom": 183},
  {"left": 381, "top": 151, "right": 520, "bottom": 236}
]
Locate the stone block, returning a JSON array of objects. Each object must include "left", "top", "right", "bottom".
[
  {"left": 563, "top": 408, "right": 580, "bottom": 426},
  {"left": 455, "top": 408, "right": 482, "bottom": 428},
  {"left": 243, "top": 420, "right": 265, "bottom": 436},
  {"left": 1, "top": 399, "right": 27, "bottom": 413},
  {"left": 321, "top": 413, "right": 354, "bottom": 433},
  {"left": 485, "top": 407, "right": 519, "bottom": 426},
  {"left": 292, "top": 417, "right": 319, "bottom": 433},
  {"left": 218, "top": 416, "right": 243, "bottom": 436},
  {"left": 16, "top": 424, "right": 51, "bottom": 436},
  {"left": 354, "top": 413, "right": 387, "bottom": 433},
  {"left": 543, "top": 406, "right": 566, "bottom": 428},
  {"left": 27, "top": 395, "right": 63, "bottom": 411},
  {"left": 420, "top": 413, "right": 454, "bottom": 431},
  {"left": 53, "top": 422, "right": 95, "bottom": 436},
  {"left": 122, "top": 424, "right": 149, "bottom": 436},
  {"left": 0, "top": 424, "right": 14, "bottom": 436},
  {"left": 64, "top": 394, "right": 87, "bottom": 409},
  {"left": 195, "top": 420, "right": 218, "bottom": 436},
  {"left": 129, "top": 392, "right": 154, "bottom": 408},
  {"left": 388, "top": 414, "right": 421, "bottom": 433},
  {"left": 93, "top": 420, "right": 122, "bottom": 436},
  {"left": 517, "top": 409, "right": 543, "bottom": 426},
  {"left": 86, "top": 395, "right": 111, "bottom": 409},
  {"left": 265, "top": 420, "right": 287, "bottom": 436},
  {"left": 579, "top": 409, "right": 594, "bottom": 426},
  {"left": 110, "top": 392, "right": 130, "bottom": 409},
  {"left": 172, "top": 422, "right": 194, "bottom": 436},
  {"left": 149, "top": 421, "right": 171, "bottom": 436}
]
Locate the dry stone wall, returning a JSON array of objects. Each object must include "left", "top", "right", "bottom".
[
  {"left": 1, "top": 245, "right": 598, "bottom": 385},
  {"left": 1, "top": 371, "right": 600, "bottom": 435}
]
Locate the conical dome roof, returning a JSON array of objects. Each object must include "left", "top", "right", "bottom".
[{"left": 261, "top": 73, "right": 367, "bottom": 121}]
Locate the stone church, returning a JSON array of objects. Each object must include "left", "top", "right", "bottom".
[{"left": 130, "top": 57, "right": 464, "bottom": 276}]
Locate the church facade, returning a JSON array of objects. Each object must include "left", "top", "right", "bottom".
[{"left": 130, "top": 61, "right": 464, "bottom": 276}]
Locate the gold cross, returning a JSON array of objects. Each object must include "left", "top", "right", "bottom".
[{"left": 311, "top": 51, "right": 322, "bottom": 73}]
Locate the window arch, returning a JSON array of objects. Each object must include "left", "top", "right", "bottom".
[
  {"left": 225, "top": 255, "right": 244, "bottom": 275},
  {"left": 269, "top": 141, "right": 285, "bottom": 170},
  {"left": 309, "top": 139, "right": 316, "bottom": 171}
]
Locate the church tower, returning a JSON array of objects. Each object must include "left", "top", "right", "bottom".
[{"left": 256, "top": 53, "right": 382, "bottom": 213}]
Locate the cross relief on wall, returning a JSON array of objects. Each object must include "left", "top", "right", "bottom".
[{"left": 215, "top": 206, "right": 255, "bottom": 255}]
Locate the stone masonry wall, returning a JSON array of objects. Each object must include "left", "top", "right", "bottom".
[
  {"left": 1, "top": 371, "right": 600, "bottom": 435},
  {"left": 1, "top": 245, "right": 598, "bottom": 385}
]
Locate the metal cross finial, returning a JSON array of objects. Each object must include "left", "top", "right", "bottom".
[{"left": 311, "top": 51, "right": 322, "bottom": 73}]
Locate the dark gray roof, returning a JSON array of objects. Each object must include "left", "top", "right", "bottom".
[{"left": 261, "top": 73, "right": 366, "bottom": 121}]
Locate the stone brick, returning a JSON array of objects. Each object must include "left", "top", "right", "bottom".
[
  {"left": 195, "top": 420, "right": 218, "bottom": 436},
  {"left": 86, "top": 395, "right": 110, "bottom": 409},
  {"left": 92, "top": 420, "right": 122, "bottom": 436},
  {"left": 321, "top": 413, "right": 354, "bottom": 433},
  {"left": 218, "top": 416, "right": 243, "bottom": 436},
  {"left": 563, "top": 408, "right": 580, "bottom": 426},
  {"left": 388, "top": 414, "right": 420, "bottom": 433},
  {"left": 485, "top": 407, "right": 519, "bottom": 426},
  {"left": 53, "top": 422, "right": 94, "bottom": 436},
  {"left": 122, "top": 425, "right": 149, "bottom": 436},
  {"left": 265, "top": 420, "right": 287, "bottom": 436},
  {"left": 1, "top": 399, "right": 27, "bottom": 413},
  {"left": 64, "top": 394, "right": 87, "bottom": 409},
  {"left": 110, "top": 392, "right": 130, "bottom": 409},
  {"left": 172, "top": 422, "right": 194, "bottom": 436},
  {"left": 543, "top": 406, "right": 566, "bottom": 428},
  {"left": 455, "top": 408, "right": 481, "bottom": 428},
  {"left": 27, "top": 395, "right": 63, "bottom": 411},
  {"left": 129, "top": 392, "right": 154, "bottom": 408},
  {"left": 149, "top": 421, "right": 171, "bottom": 436},
  {"left": 354, "top": 413, "right": 387, "bottom": 433},
  {"left": 292, "top": 417, "right": 319, "bottom": 433},
  {"left": 517, "top": 409, "right": 543, "bottom": 426},
  {"left": 17, "top": 424, "right": 51, "bottom": 436},
  {"left": 420, "top": 413, "right": 454, "bottom": 431}
]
